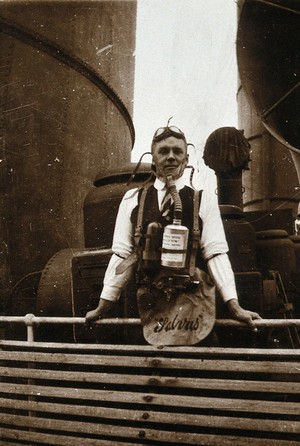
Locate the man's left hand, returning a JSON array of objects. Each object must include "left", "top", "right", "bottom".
[{"left": 226, "top": 299, "right": 261, "bottom": 331}]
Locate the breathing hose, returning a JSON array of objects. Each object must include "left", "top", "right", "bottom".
[{"left": 166, "top": 175, "right": 183, "bottom": 223}]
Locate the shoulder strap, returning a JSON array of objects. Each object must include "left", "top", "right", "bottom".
[
  {"left": 134, "top": 184, "right": 151, "bottom": 246},
  {"left": 116, "top": 185, "right": 152, "bottom": 276},
  {"left": 189, "top": 189, "right": 202, "bottom": 277}
]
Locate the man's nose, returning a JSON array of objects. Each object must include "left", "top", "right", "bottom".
[{"left": 167, "top": 150, "right": 175, "bottom": 160}]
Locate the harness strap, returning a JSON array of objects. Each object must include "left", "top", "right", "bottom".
[
  {"left": 189, "top": 189, "right": 202, "bottom": 277},
  {"left": 115, "top": 251, "right": 137, "bottom": 275},
  {"left": 134, "top": 185, "right": 152, "bottom": 276},
  {"left": 116, "top": 185, "right": 151, "bottom": 276},
  {"left": 134, "top": 185, "right": 151, "bottom": 246}
]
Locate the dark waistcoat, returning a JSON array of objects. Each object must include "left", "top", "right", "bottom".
[{"left": 131, "top": 184, "right": 207, "bottom": 272}]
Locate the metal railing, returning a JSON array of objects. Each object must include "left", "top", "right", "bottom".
[{"left": 1, "top": 314, "right": 300, "bottom": 342}]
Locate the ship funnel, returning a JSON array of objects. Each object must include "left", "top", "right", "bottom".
[{"left": 237, "top": 0, "right": 300, "bottom": 184}]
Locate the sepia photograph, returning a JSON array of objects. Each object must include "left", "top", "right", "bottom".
[{"left": 0, "top": 0, "right": 299, "bottom": 444}]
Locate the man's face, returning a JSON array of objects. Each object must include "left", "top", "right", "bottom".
[{"left": 152, "top": 136, "right": 188, "bottom": 181}]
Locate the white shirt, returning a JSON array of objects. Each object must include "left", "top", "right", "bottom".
[{"left": 100, "top": 176, "right": 238, "bottom": 303}]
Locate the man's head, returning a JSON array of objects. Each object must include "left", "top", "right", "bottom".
[{"left": 151, "top": 125, "right": 189, "bottom": 181}]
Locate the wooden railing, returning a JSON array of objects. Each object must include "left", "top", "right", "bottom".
[{"left": 1, "top": 313, "right": 300, "bottom": 341}]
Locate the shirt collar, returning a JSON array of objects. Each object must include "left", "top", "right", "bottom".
[{"left": 154, "top": 176, "right": 186, "bottom": 191}]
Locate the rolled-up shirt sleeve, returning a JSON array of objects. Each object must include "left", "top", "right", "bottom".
[
  {"left": 100, "top": 253, "right": 134, "bottom": 301},
  {"left": 100, "top": 189, "right": 138, "bottom": 301},
  {"left": 200, "top": 189, "right": 238, "bottom": 303},
  {"left": 199, "top": 189, "right": 229, "bottom": 259},
  {"left": 207, "top": 254, "right": 238, "bottom": 302}
]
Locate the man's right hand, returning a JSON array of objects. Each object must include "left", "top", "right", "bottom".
[{"left": 85, "top": 298, "right": 114, "bottom": 325}]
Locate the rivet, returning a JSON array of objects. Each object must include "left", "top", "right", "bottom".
[
  {"left": 143, "top": 395, "right": 153, "bottom": 403},
  {"left": 149, "top": 377, "right": 159, "bottom": 385},
  {"left": 152, "top": 359, "right": 161, "bottom": 367}
]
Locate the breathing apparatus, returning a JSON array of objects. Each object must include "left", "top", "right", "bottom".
[
  {"left": 141, "top": 174, "right": 188, "bottom": 271},
  {"left": 138, "top": 174, "right": 200, "bottom": 301},
  {"left": 130, "top": 121, "right": 201, "bottom": 299}
]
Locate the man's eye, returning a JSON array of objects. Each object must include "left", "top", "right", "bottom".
[{"left": 158, "top": 148, "right": 169, "bottom": 155}]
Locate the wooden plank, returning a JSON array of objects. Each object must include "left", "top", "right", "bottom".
[
  {"left": 1, "top": 382, "right": 299, "bottom": 415},
  {"left": 1, "top": 341, "right": 300, "bottom": 359},
  {"left": 0, "top": 414, "right": 299, "bottom": 446},
  {"left": 1, "top": 398, "right": 299, "bottom": 434},
  {"left": 1, "top": 366, "right": 299, "bottom": 394},
  {"left": 1, "top": 342, "right": 299, "bottom": 446},
  {"left": 1, "top": 442, "right": 39, "bottom": 446},
  {"left": 0, "top": 427, "right": 138, "bottom": 446},
  {"left": 1, "top": 350, "right": 299, "bottom": 375}
]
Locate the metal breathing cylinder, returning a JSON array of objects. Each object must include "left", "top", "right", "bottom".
[
  {"left": 161, "top": 222, "right": 189, "bottom": 269},
  {"left": 161, "top": 176, "right": 189, "bottom": 269}
]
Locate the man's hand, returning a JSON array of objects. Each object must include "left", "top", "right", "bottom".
[
  {"left": 226, "top": 299, "right": 261, "bottom": 331},
  {"left": 85, "top": 298, "right": 114, "bottom": 325}
]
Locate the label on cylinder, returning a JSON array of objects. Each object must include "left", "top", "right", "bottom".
[{"left": 161, "top": 224, "right": 189, "bottom": 268}]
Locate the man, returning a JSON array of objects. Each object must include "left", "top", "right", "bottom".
[{"left": 86, "top": 124, "right": 260, "bottom": 343}]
